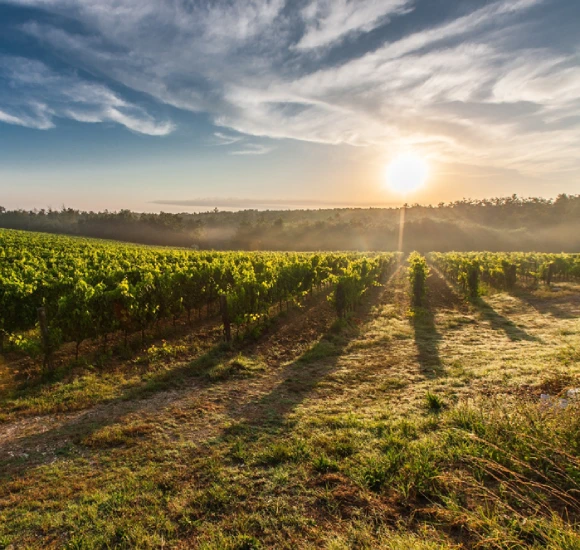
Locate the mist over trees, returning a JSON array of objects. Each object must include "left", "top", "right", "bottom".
[{"left": 1, "top": 194, "right": 579, "bottom": 252}]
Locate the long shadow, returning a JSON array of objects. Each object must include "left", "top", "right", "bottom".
[
  {"left": 0, "top": 312, "right": 222, "bottom": 402},
  {"left": 475, "top": 298, "right": 541, "bottom": 342},
  {"left": 429, "top": 264, "right": 542, "bottom": 344},
  {"left": 409, "top": 266, "right": 467, "bottom": 378},
  {"left": 410, "top": 271, "right": 445, "bottom": 378},
  {"left": 0, "top": 275, "right": 399, "bottom": 550},
  {"left": 0, "top": 320, "right": 286, "bottom": 478},
  {"left": 0, "top": 336, "right": 281, "bottom": 478},
  {"left": 224, "top": 325, "right": 353, "bottom": 433},
  {"left": 221, "top": 275, "right": 397, "bottom": 435},
  {"left": 0, "top": 284, "right": 366, "bottom": 478},
  {"left": 411, "top": 305, "right": 443, "bottom": 378},
  {"left": 513, "top": 287, "right": 580, "bottom": 321}
]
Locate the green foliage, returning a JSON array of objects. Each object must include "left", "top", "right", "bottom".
[
  {"left": 55, "top": 279, "right": 95, "bottom": 357},
  {"left": 331, "top": 255, "right": 398, "bottom": 318},
  {"left": 142, "top": 341, "right": 187, "bottom": 364},
  {"left": 408, "top": 252, "right": 429, "bottom": 307},
  {"left": 312, "top": 454, "right": 339, "bottom": 473},
  {"left": 429, "top": 251, "right": 580, "bottom": 293},
  {"left": 5, "top": 333, "right": 42, "bottom": 357},
  {"left": 0, "top": 229, "right": 399, "bottom": 358}
]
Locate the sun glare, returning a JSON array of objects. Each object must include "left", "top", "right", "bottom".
[{"left": 386, "top": 153, "right": 429, "bottom": 195}]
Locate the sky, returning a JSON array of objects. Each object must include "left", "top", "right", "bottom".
[{"left": 0, "top": 0, "right": 579, "bottom": 212}]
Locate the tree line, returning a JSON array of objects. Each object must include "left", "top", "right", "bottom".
[{"left": 1, "top": 194, "right": 579, "bottom": 252}]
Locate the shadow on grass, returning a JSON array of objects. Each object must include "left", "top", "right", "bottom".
[
  {"left": 409, "top": 270, "right": 448, "bottom": 378},
  {"left": 475, "top": 298, "right": 540, "bottom": 342},
  {"left": 0, "top": 341, "right": 228, "bottom": 478},
  {"left": 410, "top": 306, "right": 443, "bottom": 377},
  {"left": 0, "top": 313, "right": 221, "bottom": 404},
  {"left": 0, "top": 287, "right": 340, "bottom": 478},
  {"left": 513, "top": 288, "right": 580, "bottom": 321},
  {"left": 226, "top": 324, "right": 353, "bottom": 432},
  {"left": 222, "top": 281, "right": 392, "bottom": 434}
]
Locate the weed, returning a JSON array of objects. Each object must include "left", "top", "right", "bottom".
[
  {"left": 312, "top": 454, "right": 339, "bottom": 473},
  {"left": 361, "top": 457, "right": 390, "bottom": 492},
  {"left": 229, "top": 439, "right": 249, "bottom": 464},
  {"left": 425, "top": 392, "right": 446, "bottom": 412},
  {"left": 140, "top": 340, "right": 187, "bottom": 364},
  {"left": 378, "top": 377, "right": 408, "bottom": 392},
  {"left": 258, "top": 438, "right": 309, "bottom": 466},
  {"left": 82, "top": 421, "right": 154, "bottom": 448},
  {"left": 299, "top": 339, "right": 340, "bottom": 363},
  {"left": 206, "top": 354, "right": 266, "bottom": 381}
]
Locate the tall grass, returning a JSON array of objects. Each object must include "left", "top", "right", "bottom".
[{"left": 358, "top": 397, "right": 580, "bottom": 548}]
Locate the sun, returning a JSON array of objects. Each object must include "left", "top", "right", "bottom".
[{"left": 385, "top": 152, "right": 429, "bottom": 195}]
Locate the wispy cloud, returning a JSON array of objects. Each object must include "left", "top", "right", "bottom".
[
  {"left": 0, "top": 0, "right": 578, "bottom": 178},
  {"left": 0, "top": 55, "right": 174, "bottom": 135},
  {"left": 105, "top": 107, "right": 174, "bottom": 136},
  {"left": 153, "top": 197, "right": 394, "bottom": 209},
  {"left": 296, "top": 0, "right": 412, "bottom": 50},
  {"left": 213, "top": 132, "right": 243, "bottom": 146},
  {"left": 230, "top": 144, "right": 275, "bottom": 156},
  {"left": 0, "top": 104, "right": 54, "bottom": 129},
  {"left": 212, "top": 131, "right": 273, "bottom": 155}
]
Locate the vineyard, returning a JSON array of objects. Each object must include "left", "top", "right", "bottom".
[
  {"left": 1, "top": 231, "right": 580, "bottom": 549},
  {"left": 429, "top": 251, "right": 580, "bottom": 299},
  {"left": 0, "top": 229, "right": 398, "bottom": 361}
]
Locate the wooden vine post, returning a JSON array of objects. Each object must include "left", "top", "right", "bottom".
[
  {"left": 220, "top": 295, "right": 231, "bottom": 342},
  {"left": 546, "top": 262, "right": 555, "bottom": 286},
  {"left": 37, "top": 307, "right": 53, "bottom": 372}
]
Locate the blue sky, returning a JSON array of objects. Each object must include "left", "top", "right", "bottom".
[{"left": 0, "top": 0, "right": 578, "bottom": 212}]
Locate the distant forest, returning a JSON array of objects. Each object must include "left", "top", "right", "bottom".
[{"left": 1, "top": 195, "right": 580, "bottom": 252}]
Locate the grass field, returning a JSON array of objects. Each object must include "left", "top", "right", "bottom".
[{"left": 1, "top": 265, "right": 580, "bottom": 549}]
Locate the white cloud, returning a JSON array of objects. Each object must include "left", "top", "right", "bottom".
[
  {"left": 231, "top": 144, "right": 275, "bottom": 156},
  {"left": 0, "top": 105, "right": 54, "bottom": 129},
  {"left": 0, "top": 55, "right": 174, "bottom": 135},
  {"left": 296, "top": 0, "right": 412, "bottom": 50},
  {"left": 493, "top": 54, "right": 580, "bottom": 105},
  {"left": 105, "top": 107, "right": 174, "bottom": 136},
  {"left": 213, "top": 132, "right": 243, "bottom": 146},
  {"left": 211, "top": 131, "right": 272, "bottom": 155},
  {"left": 0, "top": 0, "right": 578, "bottom": 177}
]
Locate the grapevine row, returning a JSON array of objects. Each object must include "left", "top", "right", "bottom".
[
  {"left": 408, "top": 252, "right": 429, "bottom": 307},
  {"left": 429, "top": 251, "right": 580, "bottom": 298},
  {"left": 0, "top": 229, "right": 399, "bottom": 358}
]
